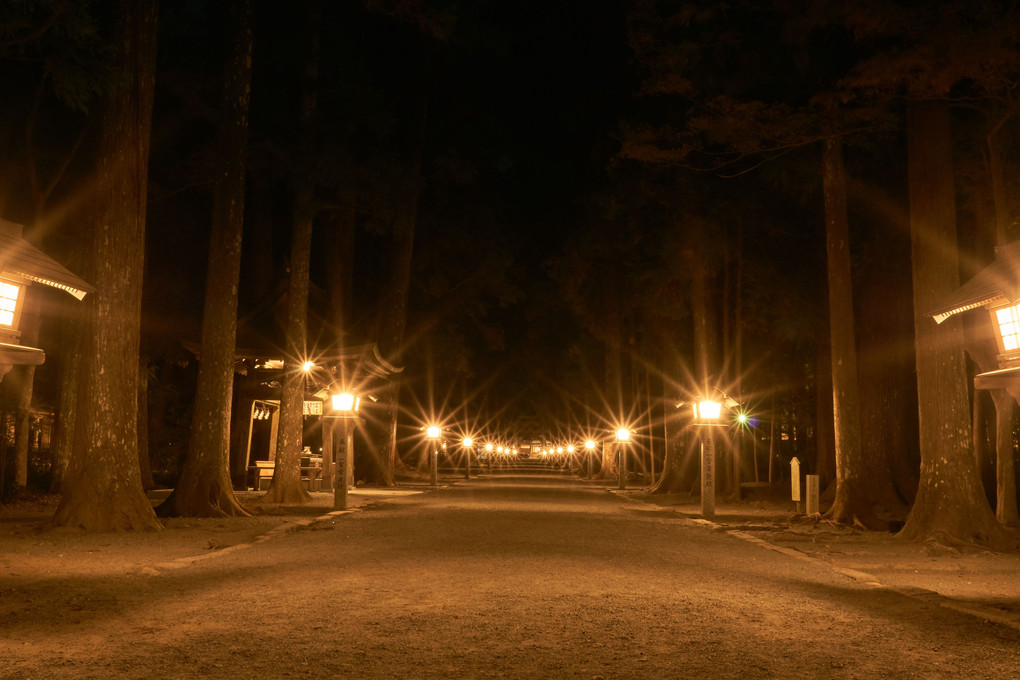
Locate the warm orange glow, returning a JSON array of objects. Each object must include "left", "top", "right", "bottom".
[
  {"left": 693, "top": 400, "right": 722, "bottom": 420},
  {"left": 302, "top": 361, "right": 315, "bottom": 372},
  {"left": 426, "top": 425, "right": 441, "bottom": 439},
  {"left": 567, "top": 445, "right": 575, "bottom": 453},
  {"left": 0, "top": 281, "right": 20, "bottom": 327},
  {"left": 616, "top": 428, "right": 631, "bottom": 442},
  {"left": 585, "top": 440, "right": 596, "bottom": 449},
  {"left": 462, "top": 437, "right": 473, "bottom": 448},
  {"left": 331, "top": 392, "right": 358, "bottom": 412},
  {"left": 996, "top": 304, "right": 1020, "bottom": 351},
  {"left": 485, "top": 443, "right": 493, "bottom": 452}
]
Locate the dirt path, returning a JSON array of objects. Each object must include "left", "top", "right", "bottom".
[{"left": 3, "top": 466, "right": 1019, "bottom": 679}]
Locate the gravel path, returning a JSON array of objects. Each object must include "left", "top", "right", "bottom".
[{"left": 3, "top": 464, "right": 1019, "bottom": 679}]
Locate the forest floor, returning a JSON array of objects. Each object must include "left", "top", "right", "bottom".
[
  {"left": 1, "top": 470, "right": 1019, "bottom": 678},
  {"left": 1, "top": 480, "right": 1018, "bottom": 624}
]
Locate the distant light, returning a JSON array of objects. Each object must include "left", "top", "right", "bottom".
[
  {"left": 737, "top": 412, "right": 749, "bottom": 425},
  {"left": 557, "top": 447, "right": 564, "bottom": 454},
  {"left": 585, "top": 440, "right": 596, "bottom": 450},
  {"left": 426, "top": 426, "right": 441, "bottom": 439},
  {"left": 567, "top": 445, "right": 575, "bottom": 453},
  {"left": 616, "top": 429, "right": 631, "bottom": 442},
  {"left": 462, "top": 437, "right": 473, "bottom": 448},
  {"left": 302, "top": 361, "right": 314, "bottom": 372},
  {"left": 485, "top": 443, "right": 493, "bottom": 452}
]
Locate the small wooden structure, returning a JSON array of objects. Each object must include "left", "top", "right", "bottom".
[
  {"left": 930, "top": 240, "right": 1020, "bottom": 400},
  {"left": 231, "top": 342, "right": 401, "bottom": 490},
  {"left": 0, "top": 219, "right": 93, "bottom": 378}
]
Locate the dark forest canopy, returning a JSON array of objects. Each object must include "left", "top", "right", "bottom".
[
  {"left": 1, "top": 0, "right": 1019, "bottom": 540},
  {"left": 0, "top": 0, "right": 1011, "bottom": 423}
]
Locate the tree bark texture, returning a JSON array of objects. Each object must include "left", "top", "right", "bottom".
[
  {"left": 821, "top": 137, "right": 881, "bottom": 529},
  {"left": 900, "top": 101, "right": 1013, "bottom": 549},
  {"left": 159, "top": 0, "right": 252, "bottom": 517},
  {"left": 51, "top": 0, "right": 162, "bottom": 531},
  {"left": 990, "top": 390, "right": 1019, "bottom": 526}
]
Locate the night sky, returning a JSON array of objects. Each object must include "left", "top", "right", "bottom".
[{"left": 2, "top": 0, "right": 965, "bottom": 443}]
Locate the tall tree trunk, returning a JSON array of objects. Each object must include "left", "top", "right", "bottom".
[
  {"left": 900, "top": 101, "right": 1012, "bottom": 549},
  {"left": 11, "top": 305, "right": 40, "bottom": 490},
  {"left": 137, "top": 353, "right": 155, "bottom": 490},
  {"left": 984, "top": 119, "right": 1020, "bottom": 528},
  {"left": 990, "top": 390, "right": 1019, "bottom": 526},
  {"left": 262, "top": 0, "right": 319, "bottom": 505},
  {"left": 821, "top": 137, "right": 881, "bottom": 528},
  {"left": 159, "top": 0, "right": 253, "bottom": 518},
  {"left": 687, "top": 233, "right": 717, "bottom": 502},
  {"left": 51, "top": 0, "right": 161, "bottom": 531},
  {"left": 323, "top": 204, "right": 357, "bottom": 343},
  {"left": 728, "top": 220, "right": 743, "bottom": 499},
  {"left": 650, "top": 351, "right": 689, "bottom": 494},
  {"left": 48, "top": 298, "right": 82, "bottom": 494},
  {"left": 373, "top": 50, "right": 430, "bottom": 485},
  {"left": 815, "top": 329, "right": 836, "bottom": 491},
  {"left": 598, "top": 280, "right": 623, "bottom": 480}
]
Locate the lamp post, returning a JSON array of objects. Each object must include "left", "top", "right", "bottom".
[
  {"left": 691, "top": 397, "right": 724, "bottom": 520},
  {"left": 616, "top": 428, "right": 631, "bottom": 490},
  {"left": 427, "top": 425, "right": 441, "bottom": 487},
  {"left": 461, "top": 437, "right": 473, "bottom": 479},
  {"left": 323, "top": 391, "right": 361, "bottom": 511},
  {"left": 585, "top": 440, "right": 596, "bottom": 480}
]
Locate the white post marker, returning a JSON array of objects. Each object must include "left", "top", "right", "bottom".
[
  {"left": 790, "top": 457, "right": 801, "bottom": 513},
  {"left": 806, "top": 474, "right": 819, "bottom": 514}
]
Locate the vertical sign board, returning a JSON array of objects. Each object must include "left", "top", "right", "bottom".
[
  {"left": 805, "top": 474, "right": 819, "bottom": 514},
  {"left": 790, "top": 457, "right": 801, "bottom": 502}
]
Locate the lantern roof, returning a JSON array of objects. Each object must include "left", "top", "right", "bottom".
[
  {"left": 0, "top": 219, "right": 94, "bottom": 300},
  {"left": 930, "top": 241, "right": 1020, "bottom": 324}
]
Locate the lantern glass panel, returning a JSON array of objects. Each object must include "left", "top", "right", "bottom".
[
  {"left": 695, "top": 400, "right": 722, "bottom": 420},
  {"left": 996, "top": 305, "right": 1020, "bottom": 351},
  {"left": 0, "top": 283, "right": 20, "bottom": 327}
]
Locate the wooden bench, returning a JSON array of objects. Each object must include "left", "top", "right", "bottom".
[
  {"left": 248, "top": 459, "right": 323, "bottom": 491},
  {"left": 252, "top": 460, "right": 274, "bottom": 490}
]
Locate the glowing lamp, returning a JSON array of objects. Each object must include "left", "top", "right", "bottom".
[
  {"left": 331, "top": 392, "right": 360, "bottom": 413},
  {"left": 462, "top": 437, "right": 473, "bottom": 448},
  {"left": 693, "top": 400, "right": 722, "bottom": 421},
  {"left": 616, "top": 428, "right": 631, "bottom": 442},
  {"left": 585, "top": 440, "right": 595, "bottom": 450},
  {"left": 426, "top": 425, "right": 441, "bottom": 440},
  {"left": 0, "top": 280, "right": 24, "bottom": 332}
]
